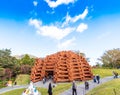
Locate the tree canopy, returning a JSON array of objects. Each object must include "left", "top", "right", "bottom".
[
  {"left": 99, "top": 48, "right": 120, "bottom": 68},
  {"left": 0, "top": 49, "right": 35, "bottom": 81},
  {"left": 0, "top": 49, "right": 18, "bottom": 69},
  {"left": 19, "top": 54, "right": 35, "bottom": 66}
]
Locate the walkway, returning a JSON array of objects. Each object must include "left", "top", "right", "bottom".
[
  {"left": 60, "top": 76, "right": 115, "bottom": 95},
  {"left": 0, "top": 76, "right": 116, "bottom": 95},
  {"left": 0, "top": 85, "right": 28, "bottom": 94}
]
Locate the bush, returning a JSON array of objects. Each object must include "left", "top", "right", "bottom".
[
  {"left": 20, "top": 65, "right": 31, "bottom": 74},
  {"left": 0, "top": 68, "right": 5, "bottom": 77}
]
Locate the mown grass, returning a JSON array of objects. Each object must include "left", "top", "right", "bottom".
[
  {"left": 0, "top": 88, "right": 25, "bottom": 95},
  {"left": 53, "top": 83, "right": 72, "bottom": 95},
  {"left": 14, "top": 74, "right": 30, "bottom": 85},
  {"left": 86, "top": 78, "right": 120, "bottom": 95},
  {"left": 0, "top": 88, "right": 48, "bottom": 95},
  {"left": 0, "top": 83, "right": 72, "bottom": 95},
  {"left": 38, "top": 87, "right": 47, "bottom": 95},
  {"left": 92, "top": 68, "right": 120, "bottom": 78},
  {"left": 38, "top": 83, "right": 72, "bottom": 95}
]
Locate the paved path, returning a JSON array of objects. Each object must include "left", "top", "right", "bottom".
[
  {"left": 0, "top": 79, "right": 54, "bottom": 94},
  {"left": 0, "top": 76, "right": 117, "bottom": 95},
  {"left": 60, "top": 76, "right": 116, "bottom": 95},
  {"left": 0, "top": 85, "right": 28, "bottom": 94}
]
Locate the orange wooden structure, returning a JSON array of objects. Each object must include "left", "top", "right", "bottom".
[{"left": 31, "top": 51, "right": 93, "bottom": 83}]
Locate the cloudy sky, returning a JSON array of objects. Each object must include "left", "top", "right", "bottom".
[{"left": 0, "top": 0, "right": 120, "bottom": 65}]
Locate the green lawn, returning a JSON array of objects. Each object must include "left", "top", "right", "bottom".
[
  {"left": 0, "top": 83, "right": 72, "bottom": 95},
  {"left": 38, "top": 83, "right": 72, "bottom": 95},
  {"left": 0, "top": 88, "right": 25, "bottom": 95},
  {"left": 92, "top": 68, "right": 120, "bottom": 78},
  {"left": 53, "top": 83, "right": 72, "bottom": 95},
  {"left": 14, "top": 74, "right": 30, "bottom": 85},
  {"left": 86, "top": 78, "right": 120, "bottom": 95}
]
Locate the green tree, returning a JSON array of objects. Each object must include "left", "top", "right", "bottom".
[
  {"left": 99, "top": 48, "right": 120, "bottom": 68},
  {"left": 0, "top": 68, "right": 5, "bottom": 77},
  {"left": 0, "top": 49, "right": 20, "bottom": 80},
  {"left": 0, "top": 49, "right": 18, "bottom": 69},
  {"left": 20, "top": 54, "right": 35, "bottom": 66}
]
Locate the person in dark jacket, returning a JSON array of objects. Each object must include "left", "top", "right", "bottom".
[
  {"left": 85, "top": 81, "right": 89, "bottom": 90},
  {"left": 96, "top": 74, "right": 100, "bottom": 84},
  {"left": 93, "top": 75, "right": 96, "bottom": 83},
  {"left": 48, "top": 82, "right": 52, "bottom": 95},
  {"left": 72, "top": 81, "right": 77, "bottom": 95}
]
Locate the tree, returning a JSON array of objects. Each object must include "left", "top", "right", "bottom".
[
  {"left": 20, "top": 65, "right": 31, "bottom": 74},
  {"left": 0, "top": 49, "right": 20, "bottom": 80},
  {"left": 19, "top": 54, "right": 35, "bottom": 66},
  {"left": 0, "top": 49, "right": 18, "bottom": 69},
  {"left": 0, "top": 68, "right": 5, "bottom": 77},
  {"left": 99, "top": 48, "right": 120, "bottom": 68}
]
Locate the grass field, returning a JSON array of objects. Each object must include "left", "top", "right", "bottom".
[
  {"left": 14, "top": 74, "right": 30, "bottom": 85},
  {"left": 86, "top": 78, "right": 120, "bottom": 95},
  {"left": 0, "top": 88, "right": 25, "bottom": 95},
  {"left": 53, "top": 83, "right": 72, "bottom": 95},
  {"left": 92, "top": 68, "right": 120, "bottom": 78}
]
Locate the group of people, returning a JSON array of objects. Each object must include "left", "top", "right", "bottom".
[
  {"left": 72, "top": 80, "right": 90, "bottom": 95},
  {"left": 47, "top": 75, "right": 100, "bottom": 95},
  {"left": 47, "top": 74, "right": 101, "bottom": 95},
  {"left": 93, "top": 74, "right": 100, "bottom": 84},
  {"left": 72, "top": 74, "right": 101, "bottom": 95}
]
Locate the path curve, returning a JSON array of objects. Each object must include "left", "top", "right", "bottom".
[{"left": 60, "top": 76, "right": 116, "bottom": 95}]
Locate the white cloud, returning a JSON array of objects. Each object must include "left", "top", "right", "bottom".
[
  {"left": 76, "top": 23, "right": 88, "bottom": 33},
  {"left": 57, "top": 37, "right": 76, "bottom": 49},
  {"left": 29, "top": 7, "right": 88, "bottom": 40},
  {"left": 29, "top": 19, "right": 42, "bottom": 29},
  {"left": 45, "top": 0, "right": 75, "bottom": 8},
  {"left": 62, "top": 7, "right": 88, "bottom": 27},
  {"left": 33, "top": 1, "right": 38, "bottom": 6},
  {"left": 71, "top": 7, "right": 88, "bottom": 22},
  {"left": 37, "top": 25, "right": 74, "bottom": 40},
  {"left": 29, "top": 19, "right": 74, "bottom": 40}
]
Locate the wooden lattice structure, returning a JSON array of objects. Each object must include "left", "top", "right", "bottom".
[{"left": 31, "top": 51, "right": 93, "bottom": 83}]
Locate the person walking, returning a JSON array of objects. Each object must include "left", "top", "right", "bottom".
[
  {"left": 96, "top": 74, "right": 100, "bottom": 84},
  {"left": 43, "top": 77, "right": 46, "bottom": 84},
  {"left": 48, "top": 82, "right": 52, "bottom": 95},
  {"left": 93, "top": 75, "right": 96, "bottom": 83},
  {"left": 85, "top": 81, "right": 89, "bottom": 90},
  {"left": 113, "top": 71, "right": 118, "bottom": 78},
  {"left": 14, "top": 81, "right": 17, "bottom": 85},
  {"left": 72, "top": 81, "right": 77, "bottom": 95}
]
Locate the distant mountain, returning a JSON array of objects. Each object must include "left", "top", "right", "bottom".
[{"left": 13, "top": 54, "right": 37, "bottom": 59}]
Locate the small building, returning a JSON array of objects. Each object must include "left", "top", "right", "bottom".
[{"left": 31, "top": 51, "right": 93, "bottom": 83}]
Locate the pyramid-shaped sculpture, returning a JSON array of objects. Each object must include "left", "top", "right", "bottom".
[{"left": 31, "top": 51, "right": 93, "bottom": 83}]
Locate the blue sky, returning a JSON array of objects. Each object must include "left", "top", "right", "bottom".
[{"left": 0, "top": 0, "right": 120, "bottom": 65}]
